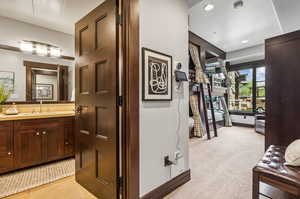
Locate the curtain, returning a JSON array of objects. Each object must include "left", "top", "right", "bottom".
[
  {"left": 190, "top": 95, "right": 206, "bottom": 137},
  {"left": 189, "top": 43, "right": 209, "bottom": 84},
  {"left": 220, "top": 96, "right": 232, "bottom": 127}
]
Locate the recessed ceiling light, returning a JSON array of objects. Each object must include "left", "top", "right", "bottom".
[
  {"left": 242, "top": 40, "right": 249, "bottom": 44},
  {"left": 204, "top": 4, "right": 214, "bottom": 12}
]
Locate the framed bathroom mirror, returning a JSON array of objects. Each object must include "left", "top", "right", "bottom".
[{"left": 1, "top": 60, "right": 74, "bottom": 103}]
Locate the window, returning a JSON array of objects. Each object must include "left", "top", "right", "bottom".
[
  {"left": 256, "top": 67, "right": 266, "bottom": 113},
  {"left": 228, "top": 68, "right": 253, "bottom": 112},
  {"left": 228, "top": 63, "right": 266, "bottom": 113}
]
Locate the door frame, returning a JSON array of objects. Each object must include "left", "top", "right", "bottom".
[{"left": 121, "top": 0, "right": 140, "bottom": 199}]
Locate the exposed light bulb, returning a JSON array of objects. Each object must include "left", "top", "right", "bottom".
[
  {"left": 20, "top": 41, "right": 33, "bottom": 52},
  {"left": 36, "top": 44, "right": 48, "bottom": 56},
  {"left": 50, "top": 47, "right": 61, "bottom": 57},
  {"left": 242, "top": 40, "right": 249, "bottom": 44}
]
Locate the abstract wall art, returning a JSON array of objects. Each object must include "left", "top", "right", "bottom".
[{"left": 142, "top": 48, "right": 172, "bottom": 101}]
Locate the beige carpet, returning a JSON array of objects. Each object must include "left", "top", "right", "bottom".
[
  {"left": 0, "top": 158, "right": 75, "bottom": 198},
  {"left": 165, "top": 127, "right": 265, "bottom": 199}
]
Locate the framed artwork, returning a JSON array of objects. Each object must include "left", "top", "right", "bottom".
[
  {"left": 0, "top": 71, "right": 15, "bottom": 91},
  {"left": 142, "top": 48, "right": 173, "bottom": 101},
  {"left": 36, "top": 84, "right": 53, "bottom": 100}
]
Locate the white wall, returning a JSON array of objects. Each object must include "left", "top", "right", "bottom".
[
  {"left": 0, "top": 16, "right": 74, "bottom": 57},
  {"left": 0, "top": 16, "right": 75, "bottom": 101},
  {"left": 139, "top": 0, "right": 189, "bottom": 196}
]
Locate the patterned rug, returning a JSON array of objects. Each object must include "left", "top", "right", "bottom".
[{"left": 0, "top": 158, "right": 75, "bottom": 198}]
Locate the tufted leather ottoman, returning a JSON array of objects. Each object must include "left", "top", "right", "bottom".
[{"left": 253, "top": 145, "right": 300, "bottom": 199}]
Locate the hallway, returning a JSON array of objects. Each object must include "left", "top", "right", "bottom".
[{"left": 166, "top": 127, "right": 264, "bottom": 199}]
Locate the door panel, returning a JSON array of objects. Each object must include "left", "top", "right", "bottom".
[
  {"left": 43, "top": 120, "right": 64, "bottom": 162},
  {"left": 75, "top": 0, "right": 119, "bottom": 198},
  {"left": 15, "top": 128, "right": 43, "bottom": 168},
  {"left": 0, "top": 121, "right": 14, "bottom": 173}
]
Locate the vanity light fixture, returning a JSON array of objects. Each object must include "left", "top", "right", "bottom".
[
  {"left": 204, "top": 3, "right": 214, "bottom": 12},
  {"left": 242, "top": 40, "right": 249, "bottom": 44},
  {"left": 20, "top": 41, "right": 33, "bottom": 52},
  {"left": 20, "top": 40, "right": 62, "bottom": 58},
  {"left": 36, "top": 44, "right": 48, "bottom": 56}
]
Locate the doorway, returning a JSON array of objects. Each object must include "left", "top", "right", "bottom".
[{"left": 74, "top": 0, "right": 139, "bottom": 199}]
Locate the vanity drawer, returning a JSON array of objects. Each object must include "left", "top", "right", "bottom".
[{"left": 14, "top": 118, "right": 60, "bottom": 131}]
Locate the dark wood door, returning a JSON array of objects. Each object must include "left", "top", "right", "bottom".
[
  {"left": 15, "top": 125, "right": 43, "bottom": 169},
  {"left": 75, "top": 0, "right": 119, "bottom": 198},
  {"left": 43, "top": 119, "right": 64, "bottom": 162},
  {"left": 0, "top": 121, "right": 14, "bottom": 173},
  {"left": 266, "top": 31, "right": 300, "bottom": 149}
]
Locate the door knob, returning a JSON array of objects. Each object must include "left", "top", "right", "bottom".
[
  {"left": 42, "top": 131, "right": 47, "bottom": 135},
  {"left": 76, "top": 106, "right": 82, "bottom": 114},
  {"left": 8, "top": 152, "right": 12, "bottom": 155},
  {"left": 36, "top": 132, "right": 40, "bottom": 136}
]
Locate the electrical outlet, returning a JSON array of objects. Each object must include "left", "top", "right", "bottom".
[{"left": 164, "top": 156, "right": 173, "bottom": 167}]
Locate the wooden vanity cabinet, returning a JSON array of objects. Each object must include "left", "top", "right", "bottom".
[
  {"left": 0, "top": 121, "right": 14, "bottom": 173},
  {"left": 63, "top": 117, "right": 74, "bottom": 157},
  {"left": 0, "top": 117, "right": 75, "bottom": 174},
  {"left": 14, "top": 119, "right": 65, "bottom": 169}
]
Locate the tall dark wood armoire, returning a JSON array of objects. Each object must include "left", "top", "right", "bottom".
[{"left": 265, "top": 30, "right": 300, "bottom": 150}]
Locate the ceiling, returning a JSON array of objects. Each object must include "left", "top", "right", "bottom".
[
  {"left": 0, "top": 0, "right": 105, "bottom": 35},
  {"left": 189, "top": 0, "right": 287, "bottom": 52}
]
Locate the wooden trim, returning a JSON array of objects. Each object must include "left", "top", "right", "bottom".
[
  {"left": 189, "top": 31, "right": 226, "bottom": 59},
  {"left": 141, "top": 170, "right": 191, "bottom": 199},
  {"left": 122, "top": 0, "right": 140, "bottom": 198},
  {"left": 228, "top": 60, "right": 265, "bottom": 71},
  {"left": 32, "top": 70, "right": 57, "bottom": 76},
  {"left": 24, "top": 61, "right": 59, "bottom": 70},
  {"left": 266, "top": 29, "right": 300, "bottom": 47},
  {"left": 0, "top": 44, "right": 75, "bottom": 61}
]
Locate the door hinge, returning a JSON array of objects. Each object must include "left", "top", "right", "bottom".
[
  {"left": 117, "top": 14, "right": 123, "bottom": 25},
  {"left": 118, "top": 96, "right": 123, "bottom": 107},
  {"left": 117, "top": 176, "right": 124, "bottom": 191}
]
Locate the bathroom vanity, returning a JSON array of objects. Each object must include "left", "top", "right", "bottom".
[{"left": 0, "top": 112, "right": 75, "bottom": 174}]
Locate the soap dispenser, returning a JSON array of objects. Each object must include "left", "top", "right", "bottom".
[{"left": 5, "top": 103, "right": 19, "bottom": 115}]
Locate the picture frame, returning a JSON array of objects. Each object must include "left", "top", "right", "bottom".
[
  {"left": 35, "top": 84, "right": 54, "bottom": 100},
  {"left": 142, "top": 48, "right": 173, "bottom": 101},
  {"left": 0, "top": 71, "right": 15, "bottom": 92}
]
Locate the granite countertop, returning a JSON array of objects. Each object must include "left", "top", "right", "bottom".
[{"left": 0, "top": 111, "right": 75, "bottom": 121}]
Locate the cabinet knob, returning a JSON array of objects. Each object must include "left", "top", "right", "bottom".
[
  {"left": 8, "top": 152, "right": 12, "bottom": 155},
  {"left": 42, "top": 131, "right": 47, "bottom": 135},
  {"left": 65, "top": 142, "right": 69, "bottom": 145},
  {"left": 36, "top": 132, "right": 40, "bottom": 136}
]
